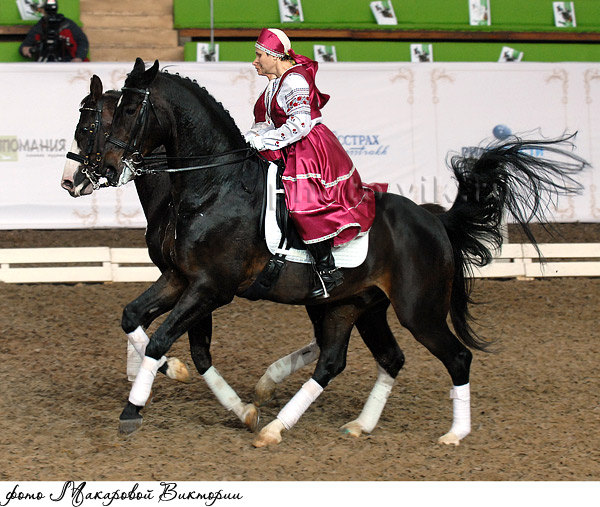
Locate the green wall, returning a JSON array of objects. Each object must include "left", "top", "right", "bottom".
[
  {"left": 174, "top": 0, "right": 600, "bottom": 31},
  {"left": 185, "top": 40, "right": 600, "bottom": 63},
  {"left": 0, "top": 41, "right": 28, "bottom": 61}
]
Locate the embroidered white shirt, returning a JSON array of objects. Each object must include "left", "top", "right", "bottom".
[
  {"left": 244, "top": 79, "right": 276, "bottom": 141},
  {"left": 257, "top": 71, "right": 318, "bottom": 151}
]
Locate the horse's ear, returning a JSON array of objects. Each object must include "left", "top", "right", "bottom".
[
  {"left": 90, "top": 75, "right": 103, "bottom": 100},
  {"left": 141, "top": 60, "right": 160, "bottom": 86},
  {"left": 133, "top": 57, "right": 146, "bottom": 74},
  {"left": 129, "top": 58, "right": 159, "bottom": 87}
]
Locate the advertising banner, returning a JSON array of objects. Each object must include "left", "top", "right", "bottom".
[{"left": 0, "top": 61, "right": 598, "bottom": 229}]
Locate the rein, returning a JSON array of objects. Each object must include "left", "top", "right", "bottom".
[
  {"left": 123, "top": 148, "right": 257, "bottom": 177},
  {"left": 105, "top": 85, "right": 257, "bottom": 184}
]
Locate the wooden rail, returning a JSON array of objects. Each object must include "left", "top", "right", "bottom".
[
  {"left": 6, "top": 24, "right": 600, "bottom": 41},
  {"left": 0, "top": 244, "right": 598, "bottom": 283},
  {"left": 178, "top": 28, "right": 600, "bottom": 43},
  {"left": 0, "top": 25, "right": 30, "bottom": 36}
]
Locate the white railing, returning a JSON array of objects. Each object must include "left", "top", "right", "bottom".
[
  {"left": 0, "top": 244, "right": 598, "bottom": 283},
  {"left": 473, "top": 243, "right": 600, "bottom": 278},
  {"left": 0, "top": 247, "right": 159, "bottom": 283}
]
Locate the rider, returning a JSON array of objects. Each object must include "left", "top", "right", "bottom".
[
  {"left": 245, "top": 59, "right": 280, "bottom": 163},
  {"left": 246, "top": 28, "right": 380, "bottom": 298}
]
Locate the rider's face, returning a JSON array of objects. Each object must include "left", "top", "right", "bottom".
[{"left": 253, "top": 50, "right": 277, "bottom": 76}]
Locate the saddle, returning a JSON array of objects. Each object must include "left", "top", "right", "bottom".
[{"left": 241, "top": 160, "right": 370, "bottom": 300}]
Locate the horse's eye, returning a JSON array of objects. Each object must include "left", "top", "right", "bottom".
[{"left": 125, "top": 107, "right": 137, "bottom": 115}]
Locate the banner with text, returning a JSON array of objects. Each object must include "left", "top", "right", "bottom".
[{"left": 0, "top": 61, "right": 598, "bottom": 229}]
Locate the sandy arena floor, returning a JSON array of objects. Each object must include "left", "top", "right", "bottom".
[{"left": 0, "top": 225, "right": 598, "bottom": 481}]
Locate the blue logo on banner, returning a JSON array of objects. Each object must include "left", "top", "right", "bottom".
[
  {"left": 492, "top": 124, "right": 512, "bottom": 140},
  {"left": 333, "top": 132, "right": 390, "bottom": 157}
]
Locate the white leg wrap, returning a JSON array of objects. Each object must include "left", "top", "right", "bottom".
[
  {"left": 126, "top": 341, "right": 142, "bottom": 381},
  {"left": 128, "top": 356, "right": 166, "bottom": 407},
  {"left": 355, "top": 366, "right": 395, "bottom": 433},
  {"left": 277, "top": 378, "right": 324, "bottom": 430},
  {"left": 203, "top": 366, "right": 246, "bottom": 419},
  {"left": 449, "top": 383, "right": 471, "bottom": 439},
  {"left": 127, "top": 326, "right": 150, "bottom": 357},
  {"left": 265, "top": 341, "right": 319, "bottom": 384},
  {"left": 126, "top": 327, "right": 150, "bottom": 381}
]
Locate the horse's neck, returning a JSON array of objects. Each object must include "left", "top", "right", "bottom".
[
  {"left": 134, "top": 173, "right": 171, "bottom": 221},
  {"left": 168, "top": 156, "right": 264, "bottom": 219},
  {"left": 162, "top": 86, "right": 245, "bottom": 160},
  {"left": 156, "top": 78, "right": 255, "bottom": 207}
]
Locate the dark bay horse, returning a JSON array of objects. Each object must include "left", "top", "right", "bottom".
[
  {"left": 95, "top": 58, "right": 584, "bottom": 447},
  {"left": 62, "top": 74, "right": 443, "bottom": 436}
]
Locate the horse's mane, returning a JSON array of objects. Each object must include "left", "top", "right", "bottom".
[{"left": 158, "top": 71, "right": 244, "bottom": 142}]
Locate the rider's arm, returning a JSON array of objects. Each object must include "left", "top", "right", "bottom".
[{"left": 258, "top": 73, "right": 312, "bottom": 151}]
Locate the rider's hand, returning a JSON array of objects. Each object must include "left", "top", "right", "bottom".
[{"left": 247, "top": 133, "right": 265, "bottom": 151}]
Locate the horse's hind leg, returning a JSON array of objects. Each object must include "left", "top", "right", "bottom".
[
  {"left": 253, "top": 339, "right": 319, "bottom": 406},
  {"left": 341, "top": 298, "right": 405, "bottom": 438},
  {"left": 253, "top": 303, "right": 359, "bottom": 447},
  {"left": 187, "top": 314, "right": 258, "bottom": 432},
  {"left": 253, "top": 303, "right": 322, "bottom": 406},
  {"left": 397, "top": 302, "right": 473, "bottom": 445}
]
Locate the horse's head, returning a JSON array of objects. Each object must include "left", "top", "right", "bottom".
[
  {"left": 102, "top": 58, "right": 163, "bottom": 187},
  {"left": 61, "top": 75, "right": 120, "bottom": 196}
]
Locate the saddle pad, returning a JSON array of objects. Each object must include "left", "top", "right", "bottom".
[{"left": 265, "top": 162, "right": 370, "bottom": 268}]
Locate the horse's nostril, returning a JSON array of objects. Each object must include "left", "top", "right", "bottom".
[{"left": 62, "top": 179, "right": 74, "bottom": 190}]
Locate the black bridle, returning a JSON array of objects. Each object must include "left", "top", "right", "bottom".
[
  {"left": 65, "top": 96, "right": 111, "bottom": 189},
  {"left": 104, "top": 85, "right": 257, "bottom": 186}
]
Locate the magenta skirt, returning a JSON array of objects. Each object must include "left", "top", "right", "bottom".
[{"left": 281, "top": 123, "right": 382, "bottom": 246}]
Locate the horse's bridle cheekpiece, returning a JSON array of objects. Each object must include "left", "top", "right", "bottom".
[
  {"left": 105, "top": 86, "right": 156, "bottom": 186},
  {"left": 66, "top": 96, "right": 110, "bottom": 190}
]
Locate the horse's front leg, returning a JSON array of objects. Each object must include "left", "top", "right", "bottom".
[
  {"left": 187, "top": 312, "right": 259, "bottom": 432},
  {"left": 122, "top": 270, "right": 191, "bottom": 383},
  {"left": 119, "top": 283, "right": 253, "bottom": 434}
]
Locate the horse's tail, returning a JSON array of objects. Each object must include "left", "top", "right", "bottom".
[{"left": 438, "top": 134, "right": 587, "bottom": 351}]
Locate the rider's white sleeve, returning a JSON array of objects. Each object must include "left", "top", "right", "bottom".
[{"left": 260, "top": 73, "right": 313, "bottom": 151}]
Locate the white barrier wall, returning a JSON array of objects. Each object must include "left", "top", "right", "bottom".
[{"left": 0, "top": 61, "right": 599, "bottom": 229}]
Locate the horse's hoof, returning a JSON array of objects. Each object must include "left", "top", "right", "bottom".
[
  {"left": 118, "top": 417, "right": 143, "bottom": 436},
  {"left": 242, "top": 404, "right": 260, "bottom": 433},
  {"left": 340, "top": 420, "right": 364, "bottom": 438},
  {"left": 254, "top": 374, "right": 277, "bottom": 407},
  {"left": 119, "top": 401, "right": 143, "bottom": 436},
  {"left": 252, "top": 419, "right": 284, "bottom": 448},
  {"left": 438, "top": 431, "right": 461, "bottom": 446},
  {"left": 165, "top": 357, "right": 192, "bottom": 383}
]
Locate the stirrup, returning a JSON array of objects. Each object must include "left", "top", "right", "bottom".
[{"left": 309, "top": 267, "right": 343, "bottom": 299}]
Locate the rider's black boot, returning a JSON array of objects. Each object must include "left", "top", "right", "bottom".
[{"left": 306, "top": 239, "right": 344, "bottom": 299}]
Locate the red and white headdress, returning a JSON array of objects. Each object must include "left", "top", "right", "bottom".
[{"left": 255, "top": 28, "right": 291, "bottom": 58}]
